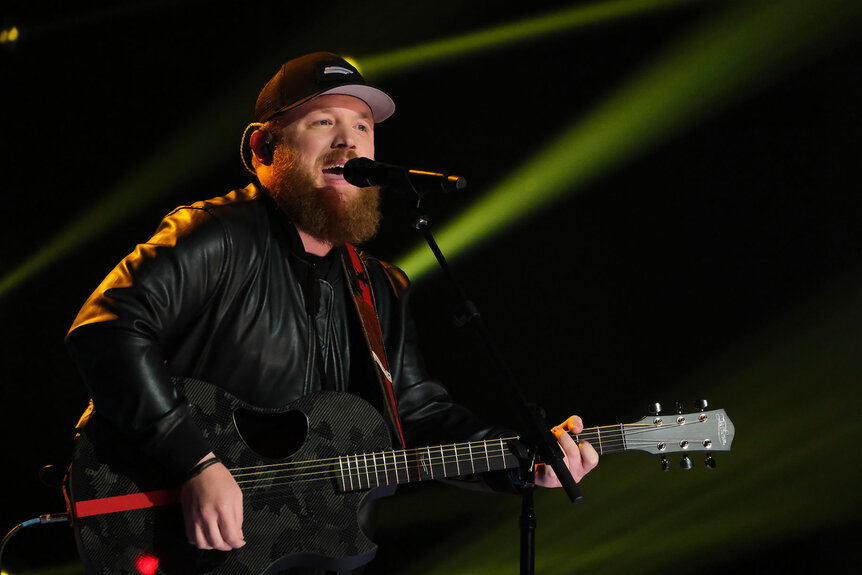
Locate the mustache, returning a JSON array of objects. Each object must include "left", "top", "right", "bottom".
[{"left": 315, "top": 149, "right": 361, "bottom": 168}]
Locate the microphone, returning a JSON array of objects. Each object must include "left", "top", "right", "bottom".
[{"left": 343, "top": 157, "right": 466, "bottom": 194}]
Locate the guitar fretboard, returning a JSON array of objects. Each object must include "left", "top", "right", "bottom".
[
  {"left": 334, "top": 424, "right": 637, "bottom": 492},
  {"left": 335, "top": 437, "right": 521, "bottom": 492},
  {"left": 576, "top": 425, "right": 628, "bottom": 456}
]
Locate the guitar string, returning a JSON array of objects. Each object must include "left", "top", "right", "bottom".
[
  {"left": 227, "top": 420, "right": 707, "bottom": 484},
  {"left": 237, "top": 457, "right": 516, "bottom": 490},
  {"left": 230, "top": 438, "right": 537, "bottom": 483},
  {"left": 227, "top": 422, "right": 660, "bottom": 475},
  {"left": 232, "top": 444, "right": 518, "bottom": 486},
  {"left": 237, "top": 436, "right": 667, "bottom": 495},
  {"left": 229, "top": 423, "right": 708, "bottom": 489},
  {"left": 235, "top": 446, "right": 520, "bottom": 493},
  {"left": 229, "top": 437, "right": 521, "bottom": 475}
]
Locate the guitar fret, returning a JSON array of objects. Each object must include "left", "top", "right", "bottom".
[
  {"left": 439, "top": 445, "right": 445, "bottom": 477},
  {"left": 338, "top": 457, "right": 346, "bottom": 492},
  {"left": 596, "top": 427, "right": 603, "bottom": 455},
  {"left": 382, "top": 451, "right": 389, "bottom": 485},
  {"left": 427, "top": 447, "right": 434, "bottom": 479},
  {"left": 383, "top": 451, "right": 390, "bottom": 485},
  {"left": 356, "top": 455, "right": 363, "bottom": 489},
  {"left": 499, "top": 438, "right": 505, "bottom": 469},
  {"left": 468, "top": 442, "right": 475, "bottom": 474},
  {"left": 346, "top": 456, "right": 354, "bottom": 491},
  {"left": 454, "top": 444, "right": 461, "bottom": 475},
  {"left": 372, "top": 452, "right": 380, "bottom": 487},
  {"left": 403, "top": 450, "right": 410, "bottom": 482},
  {"left": 620, "top": 423, "right": 627, "bottom": 451},
  {"left": 474, "top": 441, "right": 488, "bottom": 473},
  {"left": 391, "top": 451, "right": 398, "bottom": 484},
  {"left": 484, "top": 441, "right": 490, "bottom": 470},
  {"left": 363, "top": 454, "right": 370, "bottom": 489}
]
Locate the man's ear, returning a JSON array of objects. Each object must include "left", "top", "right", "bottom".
[{"left": 250, "top": 129, "right": 275, "bottom": 165}]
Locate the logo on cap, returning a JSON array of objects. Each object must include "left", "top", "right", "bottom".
[{"left": 323, "top": 65, "right": 354, "bottom": 75}]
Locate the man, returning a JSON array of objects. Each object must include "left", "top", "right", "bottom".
[{"left": 66, "top": 52, "right": 597, "bottom": 570}]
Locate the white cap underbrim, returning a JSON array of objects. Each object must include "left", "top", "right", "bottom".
[{"left": 318, "top": 85, "right": 396, "bottom": 123}]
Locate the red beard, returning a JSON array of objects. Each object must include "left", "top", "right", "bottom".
[{"left": 268, "top": 147, "right": 381, "bottom": 246}]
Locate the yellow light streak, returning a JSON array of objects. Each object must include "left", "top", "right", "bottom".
[
  {"left": 0, "top": 0, "right": 703, "bottom": 299},
  {"left": 394, "top": 0, "right": 862, "bottom": 280},
  {"left": 359, "top": 0, "right": 701, "bottom": 78}
]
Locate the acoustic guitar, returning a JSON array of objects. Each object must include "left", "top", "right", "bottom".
[{"left": 66, "top": 377, "right": 735, "bottom": 574}]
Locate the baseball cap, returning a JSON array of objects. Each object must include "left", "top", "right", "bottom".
[{"left": 254, "top": 52, "right": 395, "bottom": 124}]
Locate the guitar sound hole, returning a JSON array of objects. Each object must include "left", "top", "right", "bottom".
[{"left": 232, "top": 408, "right": 308, "bottom": 459}]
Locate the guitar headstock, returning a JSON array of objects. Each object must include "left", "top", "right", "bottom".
[{"left": 622, "top": 401, "right": 734, "bottom": 469}]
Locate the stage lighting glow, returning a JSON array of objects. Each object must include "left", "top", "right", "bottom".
[
  {"left": 343, "top": 55, "right": 363, "bottom": 74},
  {"left": 2, "top": 0, "right": 860, "bottom": 299},
  {"left": 359, "top": 0, "right": 700, "bottom": 78},
  {"left": 0, "top": 88, "right": 249, "bottom": 299},
  {"left": 0, "top": 0, "right": 701, "bottom": 299},
  {"left": 135, "top": 554, "right": 159, "bottom": 575},
  {"left": 393, "top": 0, "right": 862, "bottom": 281},
  {"left": 0, "top": 27, "right": 18, "bottom": 43}
]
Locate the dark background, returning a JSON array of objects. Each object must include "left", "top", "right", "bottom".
[{"left": 2, "top": 0, "right": 861, "bottom": 573}]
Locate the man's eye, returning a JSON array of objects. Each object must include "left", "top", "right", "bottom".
[{"left": 316, "top": 119, "right": 332, "bottom": 126}]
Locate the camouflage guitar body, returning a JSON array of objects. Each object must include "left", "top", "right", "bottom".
[{"left": 67, "top": 378, "right": 394, "bottom": 575}]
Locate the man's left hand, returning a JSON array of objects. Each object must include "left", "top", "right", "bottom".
[{"left": 534, "top": 415, "right": 599, "bottom": 487}]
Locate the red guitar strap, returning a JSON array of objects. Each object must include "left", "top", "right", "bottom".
[{"left": 341, "top": 244, "right": 407, "bottom": 448}]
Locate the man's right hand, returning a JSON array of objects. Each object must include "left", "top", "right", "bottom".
[{"left": 181, "top": 452, "right": 246, "bottom": 551}]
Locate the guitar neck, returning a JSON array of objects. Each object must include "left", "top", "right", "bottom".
[
  {"left": 333, "top": 437, "right": 522, "bottom": 492},
  {"left": 231, "top": 410, "right": 732, "bottom": 495},
  {"left": 576, "top": 425, "right": 628, "bottom": 456},
  {"left": 332, "top": 425, "right": 631, "bottom": 493}
]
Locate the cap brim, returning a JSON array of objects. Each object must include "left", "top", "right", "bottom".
[{"left": 318, "top": 85, "right": 396, "bottom": 123}]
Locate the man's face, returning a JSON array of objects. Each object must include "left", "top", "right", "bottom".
[
  {"left": 267, "top": 94, "right": 381, "bottom": 246},
  {"left": 280, "top": 94, "right": 375, "bottom": 195}
]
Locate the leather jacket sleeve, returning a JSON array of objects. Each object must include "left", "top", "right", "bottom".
[{"left": 65, "top": 205, "right": 227, "bottom": 477}]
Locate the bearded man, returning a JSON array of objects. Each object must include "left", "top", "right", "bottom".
[{"left": 65, "top": 52, "right": 597, "bottom": 574}]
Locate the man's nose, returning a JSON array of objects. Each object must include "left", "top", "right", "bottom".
[{"left": 331, "top": 125, "right": 355, "bottom": 149}]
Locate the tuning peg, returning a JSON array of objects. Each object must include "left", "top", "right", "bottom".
[
  {"left": 705, "top": 454, "right": 716, "bottom": 469},
  {"left": 648, "top": 402, "right": 662, "bottom": 416},
  {"left": 695, "top": 399, "right": 709, "bottom": 412},
  {"left": 660, "top": 456, "right": 669, "bottom": 472},
  {"left": 680, "top": 456, "right": 693, "bottom": 470}
]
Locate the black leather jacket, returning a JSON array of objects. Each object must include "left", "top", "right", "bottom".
[{"left": 66, "top": 184, "right": 503, "bottom": 479}]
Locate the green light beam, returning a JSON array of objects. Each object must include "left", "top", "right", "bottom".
[
  {"left": 394, "top": 0, "right": 862, "bottom": 280},
  {"left": 358, "top": 0, "right": 703, "bottom": 78},
  {"left": 0, "top": 0, "right": 741, "bottom": 299},
  {"left": 0, "top": 87, "right": 250, "bottom": 299}
]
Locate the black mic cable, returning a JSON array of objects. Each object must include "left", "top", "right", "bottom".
[{"left": 0, "top": 513, "right": 70, "bottom": 573}]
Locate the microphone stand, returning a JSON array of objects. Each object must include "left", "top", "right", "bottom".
[{"left": 400, "top": 182, "right": 583, "bottom": 575}]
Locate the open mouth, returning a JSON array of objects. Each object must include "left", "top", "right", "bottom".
[{"left": 322, "top": 164, "right": 345, "bottom": 176}]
